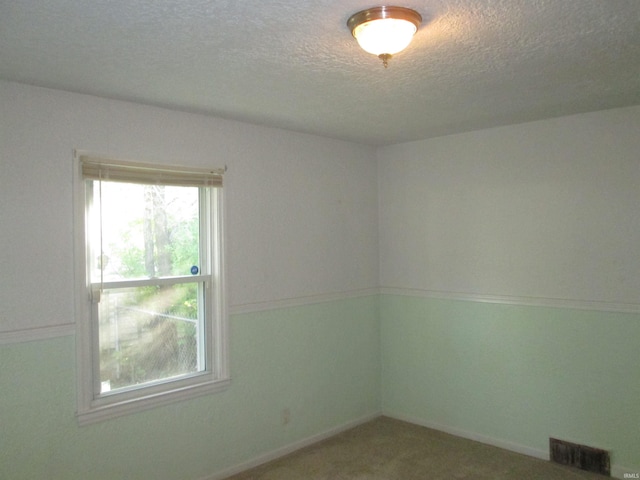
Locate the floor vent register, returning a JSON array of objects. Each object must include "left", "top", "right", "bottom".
[{"left": 550, "top": 437, "right": 610, "bottom": 476}]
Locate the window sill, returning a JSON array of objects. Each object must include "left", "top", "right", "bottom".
[{"left": 76, "top": 377, "right": 231, "bottom": 426}]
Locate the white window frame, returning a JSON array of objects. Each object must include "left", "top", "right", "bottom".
[{"left": 73, "top": 152, "right": 229, "bottom": 425}]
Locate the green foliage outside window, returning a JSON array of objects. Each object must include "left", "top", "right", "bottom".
[{"left": 98, "top": 184, "right": 202, "bottom": 392}]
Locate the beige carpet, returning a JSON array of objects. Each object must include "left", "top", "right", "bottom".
[{"left": 225, "top": 416, "right": 608, "bottom": 480}]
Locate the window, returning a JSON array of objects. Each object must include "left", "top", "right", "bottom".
[{"left": 74, "top": 153, "right": 229, "bottom": 425}]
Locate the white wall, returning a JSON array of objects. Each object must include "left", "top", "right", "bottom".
[
  {"left": 0, "top": 80, "right": 379, "bottom": 335},
  {"left": 378, "top": 106, "right": 640, "bottom": 308},
  {"left": 1, "top": 78, "right": 639, "bottom": 478}
]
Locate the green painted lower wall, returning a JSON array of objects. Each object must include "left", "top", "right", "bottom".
[
  {"left": 0, "top": 296, "right": 380, "bottom": 480},
  {"left": 3, "top": 293, "right": 639, "bottom": 478},
  {"left": 380, "top": 294, "right": 640, "bottom": 471}
]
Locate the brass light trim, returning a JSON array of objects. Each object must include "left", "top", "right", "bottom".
[{"left": 347, "top": 6, "right": 422, "bottom": 32}]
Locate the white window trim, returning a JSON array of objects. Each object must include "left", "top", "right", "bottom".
[{"left": 73, "top": 151, "right": 230, "bottom": 426}]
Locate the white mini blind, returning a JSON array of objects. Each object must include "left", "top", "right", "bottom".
[{"left": 80, "top": 155, "right": 223, "bottom": 187}]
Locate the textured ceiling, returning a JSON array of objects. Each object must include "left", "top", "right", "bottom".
[{"left": 1, "top": 0, "right": 639, "bottom": 145}]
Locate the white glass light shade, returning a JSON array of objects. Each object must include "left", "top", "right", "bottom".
[
  {"left": 348, "top": 6, "right": 422, "bottom": 67},
  {"left": 352, "top": 18, "right": 417, "bottom": 56}
]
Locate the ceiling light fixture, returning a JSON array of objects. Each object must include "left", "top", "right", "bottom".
[{"left": 347, "top": 6, "right": 422, "bottom": 68}]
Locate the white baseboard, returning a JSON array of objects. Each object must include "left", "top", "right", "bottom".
[
  {"left": 202, "top": 411, "right": 382, "bottom": 480},
  {"left": 383, "top": 411, "right": 548, "bottom": 460},
  {"left": 384, "top": 411, "right": 639, "bottom": 480},
  {"left": 203, "top": 409, "right": 639, "bottom": 480}
]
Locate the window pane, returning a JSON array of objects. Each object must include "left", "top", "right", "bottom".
[
  {"left": 98, "top": 283, "right": 202, "bottom": 393},
  {"left": 89, "top": 181, "right": 200, "bottom": 282}
]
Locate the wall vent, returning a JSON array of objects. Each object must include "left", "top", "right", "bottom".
[{"left": 550, "top": 438, "right": 610, "bottom": 476}]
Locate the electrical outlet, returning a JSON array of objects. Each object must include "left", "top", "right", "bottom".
[{"left": 282, "top": 408, "right": 291, "bottom": 425}]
